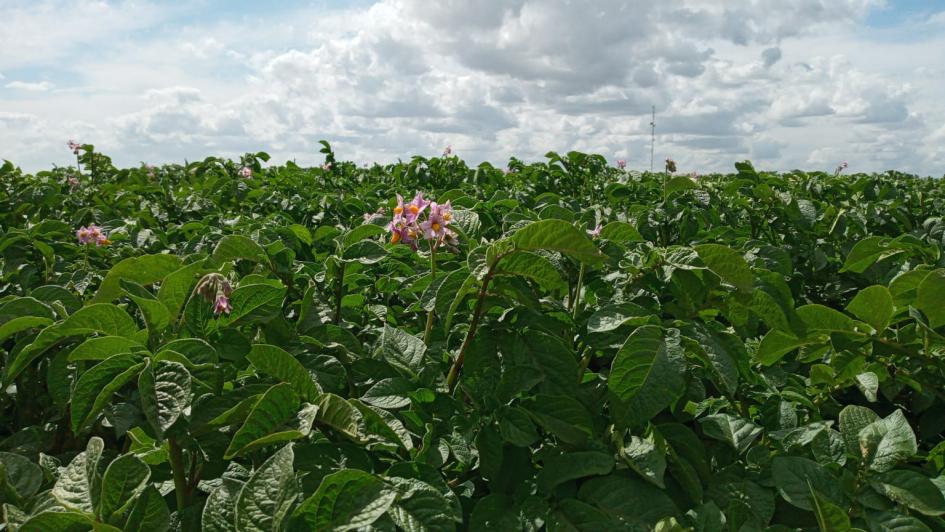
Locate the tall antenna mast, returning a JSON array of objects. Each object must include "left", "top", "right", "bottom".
[{"left": 649, "top": 105, "right": 655, "bottom": 172}]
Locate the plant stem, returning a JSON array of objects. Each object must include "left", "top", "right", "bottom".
[
  {"left": 423, "top": 243, "right": 437, "bottom": 345},
  {"left": 168, "top": 438, "right": 188, "bottom": 511},
  {"left": 333, "top": 261, "right": 346, "bottom": 325},
  {"left": 446, "top": 274, "right": 492, "bottom": 393},
  {"left": 571, "top": 262, "right": 585, "bottom": 321}
]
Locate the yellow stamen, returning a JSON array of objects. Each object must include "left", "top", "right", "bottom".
[
  {"left": 409, "top": 205, "right": 419, "bottom": 214},
  {"left": 394, "top": 206, "right": 403, "bottom": 215},
  {"left": 391, "top": 232, "right": 401, "bottom": 244},
  {"left": 432, "top": 223, "right": 441, "bottom": 232},
  {"left": 443, "top": 213, "right": 451, "bottom": 221}
]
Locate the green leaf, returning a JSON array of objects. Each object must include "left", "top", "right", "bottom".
[
  {"left": 217, "top": 283, "right": 286, "bottom": 327},
  {"left": 510, "top": 219, "right": 604, "bottom": 264},
  {"left": 387, "top": 476, "right": 460, "bottom": 532},
  {"left": 0, "top": 452, "right": 43, "bottom": 500},
  {"left": 19, "top": 511, "right": 95, "bottom": 532},
  {"left": 497, "top": 406, "right": 540, "bottom": 447},
  {"left": 157, "top": 261, "right": 206, "bottom": 325},
  {"left": 314, "top": 394, "right": 368, "bottom": 443},
  {"left": 98, "top": 454, "right": 150, "bottom": 521},
  {"left": 420, "top": 267, "right": 469, "bottom": 314},
  {"left": 362, "top": 378, "right": 414, "bottom": 409},
  {"left": 797, "top": 304, "right": 858, "bottom": 333},
  {"left": 6, "top": 303, "right": 138, "bottom": 384},
  {"left": 377, "top": 325, "right": 426, "bottom": 376},
  {"left": 235, "top": 444, "right": 298, "bottom": 532},
  {"left": 665, "top": 175, "right": 697, "bottom": 195},
  {"left": 247, "top": 344, "right": 321, "bottom": 402},
  {"left": 342, "top": 224, "right": 387, "bottom": 248},
  {"left": 858, "top": 410, "right": 917, "bottom": 472},
  {"left": 699, "top": 414, "right": 763, "bottom": 454},
  {"left": 139, "top": 360, "right": 192, "bottom": 438},
  {"left": 872, "top": 470, "right": 945, "bottom": 516},
  {"left": 342, "top": 240, "right": 388, "bottom": 264},
  {"left": 202, "top": 477, "right": 245, "bottom": 532},
  {"left": 538, "top": 452, "right": 614, "bottom": 493},
  {"left": 608, "top": 326, "right": 686, "bottom": 427},
  {"left": 694, "top": 244, "right": 753, "bottom": 293},
  {"left": 771, "top": 456, "right": 843, "bottom": 511},
  {"left": 756, "top": 330, "right": 821, "bottom": 366},
  {"left": 124, "top": 485, "right": 170, "bottom": 532},
  {"left": 846, "top": 285, "right": 894, "bottom": 331},
  {"left": 224, "top": 383, "right": 301, "bottom": 459},
  {"left": 618, "top": 435, "right": 666, "bottom": 488},
  {"left": 494, "top": 251, "right": 566, "bottom": 292},
  {"left": 210, "top": 234, "right": 270, "bottom": 267},
  {"left": 810, "top": 484, "right": 851, "bottom": 531},
  {"left": 71, "top": 354, "right": 145, "bottom": 433},
  {"left": 577, "top": 472, "right": 679, "bottom": 527},
  {"left": 839, "top": 405, "right": 880, "bottom": 458},
  {"left": 525, "top": 394, "right": 594, "bottom": 445},
  {"left": 599, "top": 221, "right": 644, "bottom": 243},
  {"left": 52, "top": 437, "right": 104, "bottom": 513},
  {"left": 841, "top": 236, "right": 906, "bottom": 273},
  {"left": 915, "top": 269, "right": 945, "bottom": 329},
  {"left": 290, "top": 469, "right": 397, "bottom": 531},
  {"left": 68, "top": 336, "right": 146, "bottom": 362},
  {"left": 91, "top": 254, "right": 182, "bottom": 303},
  {"left": 0, "top": 316, "right": 53, "bottom": 343}
]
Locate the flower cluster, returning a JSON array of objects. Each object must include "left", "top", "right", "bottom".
[
  {"left": 387, "top": 192, "right": 457, "bottom": 250},
  {"left": 587, "top": 223, "right": 603, "bottom": 239},
  {"left": 835, "top": 161, "right": 848, "bottom": 176},
  {"left": 239, "top": 166, "right": 253, "bottom": 178},
  {"left": 67, "top": 175, "right": 80, "bottom": 189},
  {"left": 76, "top": 224, "right": 110, "bottom": 246},
  {"left": 195, "top": 273, "right": 233, "bottom": 315},
  {"left": 443, "top": 145, "right": 452, "bottom": 157},
  {"left": 68, "top": 140, "right": 81, "bottom": 155},
  {"left": 616, "top": 159, "right": 627, "bottom": 169},
  {"left": 321, "top": 162, "right": 332, "bottom": 171},
  {"left": 665, "top": 158, "right": 677, "bottom": 173}
]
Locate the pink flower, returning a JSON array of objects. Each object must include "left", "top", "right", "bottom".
[
  {"left": 420, "top": 201, "right": 453, "bottom": 242},
  {"left": 68, "top": 140, "right": 81, "bottom": 154},
  {"left": 443, "top": 145, "right": 452, "bottom": 157},
  {"left": 689, "top": 172, "right": 700, "bottom": 180},
  {"left": 616, "top": 159, "right": 626, "bottom": 169},
  {"left": 76, "top": 224, "right": 110, "bottom": 246},
  {"left": 213, "top": 294, "right": 232, "bottom": 315},
  {"left": 239, "top": 166, "right": 252, "bottom": 178},
  {"left": 321, "top": 162, "right": 332, "bottom": 171},
  {"left": 587, "top": 223, "right": 602, "bottom": 239},
  {"left": 835, "top": 161, "right": 848, "bottom": 176},
  {"left": 67, "top": 175, "right": 80, "bottom": 188}
]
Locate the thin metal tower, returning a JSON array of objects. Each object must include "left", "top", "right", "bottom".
[{"left": 649, "top": 105, "right": 655, "bottom": 172}]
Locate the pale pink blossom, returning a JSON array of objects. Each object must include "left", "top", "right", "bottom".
[
  {"left": 68, "top": 140, "right": 81, "bottom": 154},
  {"left": 239, "top": 166, "right": 252, "bottom": 178},
  {"left": 213, "top": 294, "right": 232, "bottom": 315},
  {"left": 587, "top": 223, "right": 603, "bottom": 239},
  {"left": 616, "top": 159, "right": 626, "bottom": 169},
  {"left": 442, "top": 145, "right": 452, "bottom": 157}
]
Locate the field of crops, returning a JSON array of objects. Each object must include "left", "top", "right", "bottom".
[{"left": 1, "top": 142, "right": 944, "bottom": 531}]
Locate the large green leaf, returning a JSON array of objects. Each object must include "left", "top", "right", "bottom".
[
  {"left": 858, "top": 410, "right": 917, "bottom": 472},
  {"left": 0, "top": 452, "right": 43, "bottom": 500},
  {"left": 494, "top": 251, "right": 566, "bottom": 292},
  {"left": 71, "top": 354, "right": 145, "bottom": 433},
  {"left": 377, "top": 325, "right": 426, "bottom": 376},
  {"left": 838, "top": 405, "right": 880, "bottom": 458},
  {"left": 124, "top": 485, "right": 170, "bottom": 532},
  {"left": 577, "top": 472, "right": 679, "bottom": 527},
  {"left": 91, "top": 253, "right": 182, "bottom": 303},
  {"left": 247, "top": 344, "right": 321, "bottom": 402},
  {"left": 872, "top": 470, "right": 945, "bottom": 516},
  {"left": 202, "top": 477, "right": 246, "bottom": 532},
  {"left": 510, "top": 219, "right": 604, "bottom": 264},
  {"left": 98, "top": 454, "right": 150, "bottom": 521},
  {"left": 608, "top": 326, "right": 686, "bottom": 427},
  {"left": 845, "top": 285, "right": 894, "bottom": 331},
  {"left": 52, "top": 437, "right": 104, "bottom": 513},
  {"left": 771, "top": 456, "right": 843, "bottom": 511},
  {"left": 224, "top": 383, "right": 301, "bottom": 459},
  {"left": 915, "top": 269, "right": 945, "bottom": 329},
  {"left": 139, "top": 360, "right": 192, "bottom": 438},
  {"left": 290, "top": 469, "right": 397, "bottom": 531},
  {"left": 6, "top": 303, "right": 138, "bottom": 384},
  {"left": 699, "top": 414, "right": 762, "bottom": 454},
  {"left": 235, "top": 444, "right": 298, "bottom": 532},
  {"left": 537, "top": 452, "right": 614, "bottom": 493},
  {"left": 210, "top": 234, "right": 270, "bottom": 267},
  {"left": 694, "top": 244, "right": 753, "bottom": 293},
  {"left": 216, "top": 283, "right": 286, "bottom": 327}
]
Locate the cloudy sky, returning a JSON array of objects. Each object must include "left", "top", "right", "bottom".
[{"left": 1, "top": 0, "right": 944, "bottom": 175}]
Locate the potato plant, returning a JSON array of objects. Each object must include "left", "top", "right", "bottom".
[{"left": 0, "top": 143, "right": 943, "bottom": 531}]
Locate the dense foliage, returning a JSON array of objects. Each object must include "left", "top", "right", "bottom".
[{"left": 1, "top": 142, "right": 944, "bottom": 531}]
